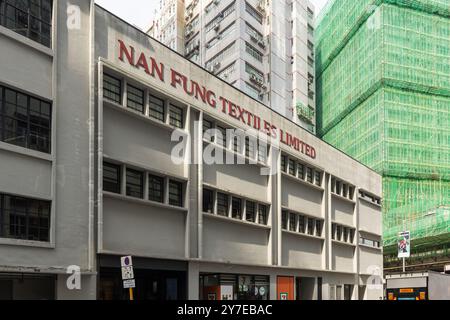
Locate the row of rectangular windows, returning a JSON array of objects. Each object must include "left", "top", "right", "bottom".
[
  {"left": 282, "top": 211, "right": 323, "bottom": 238},
  {"left": 0, "top": 85, "right": 52, "bottom": 154},
  {"left": 0, "top": 193, "right": 50, "bottom": 242},
  {"left": 245, "top": 2, "right": 263, "bottom": 24},
  {"left": 359, "top": 236, "right": 381, "bottom": 249},
  {"left": 331, "top": 177, "right": 355, "bottom": 201},
  {"left": 0, "top": 0, "right": 53, "bottom": 47},
  {"left": 203, "top": 118, "right": 268, "bottom": 164},
  {"left": 332, "top": 223, "right": 356, "bottom": 244},
  {"left": 103, "top": 74, "right": 185, "bottom": 129},
  {"left": 203, "top": 188, "right": 268, "bottom": 226},
  {"left": 281, "top": 155, "right": 322, "bottom": 187},
  {"left": 245, "top": 42, "right": 263, "bottom": 62},
  {"left": 205, "top": 1, "right": 235, "bottom": 33},
  {"left": 103, "top": 162, "right": 184, "bottom": 208}
]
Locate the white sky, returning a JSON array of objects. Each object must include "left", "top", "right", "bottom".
[{"left": 95, "top": 0, "right": 329, "bottom": 31}]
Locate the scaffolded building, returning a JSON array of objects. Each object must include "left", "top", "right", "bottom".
[{"left": 316, "top": 0, "right": 450, "bottom": 273}]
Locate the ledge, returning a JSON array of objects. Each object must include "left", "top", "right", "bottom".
[
  {"left": 281, "top": 172, "right": 324, "bottom": 191},
  {"left": 332, "top": 240, "right": 356, "bottom": 248},
  {"left": 359, "top": 196, "right": 382, "bottom": 208},
  {"left": 203, "top": 212, "right": 271, "bottom": 230},
  {"left": 0, "top": 25, "right": 54, "bottom": 58},
  {"left": 104, "top": 99, "right": 188, "bottom": 134},
  {"left": 331, "top": 192, "right": 356, "bottom": 204},
  {"left": 103, "top": 191, "right": 188, "bottom": 213},
  {"left": 0, "top": 238, "right": 54, "bottom": 249},
  {"left": 282, "top": 230, "right": 325, "bottom": 241},
  {"left": 359, "top": 243, "right": 383, "bottom": 252},
  {"left": 0, "top": 141, "right": 53, "bottom": 162}
]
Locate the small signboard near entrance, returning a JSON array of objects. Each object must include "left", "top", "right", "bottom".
[
  {"left": 123, "top": 279, "right": 136, "bottom": 289},
  {"left": 121, "top": 256, "right": 136, "bottom": 297}
]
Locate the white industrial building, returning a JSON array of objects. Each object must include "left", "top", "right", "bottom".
[
  {"left": 149, "top": 0, "right": 317, "bottom": 133},
  {"left": 0, "top": 0, "right": 382, "bottom": 300}
]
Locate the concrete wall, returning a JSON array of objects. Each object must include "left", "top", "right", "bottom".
[{"left": 282, "top": 233, "right": 324, "bottom": 269}]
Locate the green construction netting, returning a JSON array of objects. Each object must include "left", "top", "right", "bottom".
[
  {"left": 383, "top": 177, "right": 450, "bottom": 247},
  {"left": 317, "top": 4, "right": 450, "bottom": 135},
  {"left": 323, "top": 87, "right": 450, "bottom": 181},
  {"left": 316, "top": 0, "right": 450, "bottom": 73}
]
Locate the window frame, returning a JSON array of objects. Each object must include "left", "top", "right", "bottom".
[
  {"left": 126, "top": 168, "right": 144, "bottom": 199},
  {"left": 168, "top": 180, "right": 183, "bottom": 207},
  {"left": 103, "top": 162, "right": 121, "bottom": 194},
  {"left": 148, "top": 174, "right": 164, "bottom": 203}
]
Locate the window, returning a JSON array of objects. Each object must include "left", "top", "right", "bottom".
[
  {"left": 245, "top": 43, "right": 263, "bottom": 62},
  {"left": 315, "top": 171, "right": 322, "bottom": 187},
  {"left": 307, "top": 218, "right": 314, "bottom": 235},
  {"left": 245, "top": 63, "right": 263, "bottom": 79},
  {"left": 246, "top": 201, "right": 256, "bottom": 223},
  {"left": 298, "top": 215, "right": 306, "bottom": 233},
  {"left": 126, "top": 169, "right": 143, "bottom": 199},
  {"left": 203, "top": 189, "right": 214, "bottom": 213},
  {"left": 149, "top": 94, "right": 165, "bottom": 122},
  {"left": 281, "top": 211, "right": 288, "bottom": 230},
  {"left": 217, "top": 193, "right": 229, "bottom": 217},
  {"left": 245, "top": 23, "right": 263, "bottom": 42},
  {"left": 245, "top": 137, "right": 256, "bottom": 159},
  {"left": 217, "top": 126, "right": 227, "bottom": 147},
  {"left": 336, "top": 225, "right": 342, "bottom": 241},
  {"left": 315, "top": 220, "right": 323, "bottom": 237},
  {"left": 332, "top": 224, "right": 336, "bottom": 240},
  {"left": 336, "top": 181, "right": 342, "bottom": 195},
  {"left": 103, "top": 162, "right": 121, "bottom": 194},
  {"left": 148, "top": 174, "right": 164, "bottom": 203},
  {"left": 289, "top": 213, "right": 296, "bottom": 231},
  {"left": 349, "top": 229, "right": 355, "bottom": 244},
  {"left": 288, "top": 159, "right": 296, "bottom": 176},
  {"left": 127, "top": 84, "right": 144, "bottom": 113},
  {"left": 306, "top": 167, "right": 313, "bottom": 183},
  {"left": 203, "top": 119, "right": 214, "bottom": 142},
  {"left": 281, "top": 155, "right": 287, "bottom": 172},
  {"left": 297, "top": 163, "right": 305, "bottom": 179},
  {"left": 258, "top": 143, "right": 267, "bottom": 163},
  {"left": 343, "top": 227, "right": 349, "bottom": 242},
  {"left": 258, "top": 205, "right": 268, "bottom": 225},
  {"left": 0, "top": 0, "right": 52, "bottom": 47},
  {"left": 169, "top": 105, "right": 184, "bottom": 128},
  {"left": 349, "top": 187, "right": 355, "bottom": 200},
  {"left": 231, "top": 198, "right": 242, "bottom": 220},
  {"left": 169, "top": 180, "right": 183, "bottom": 207},
  {"left": 0, "top": 194, "right": 50, "bottom": 242},
  {"left": 0, "top": 86, "right": 51, "bottom": 153},
  {"left": 245, "top": 2, "right": 263, "bottom": 24},
  {"left": 103, "top": 74, "right": 122, "bottom": 104}
]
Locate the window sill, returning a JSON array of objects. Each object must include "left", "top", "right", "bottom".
[
  {"left": 359, "top": 196, "right": 382, "bottom": 208},
  {"left": 0, "top": 141, "right": 52, "bottom": 162},
  {"left": 332, "top": 240, "right": 356, "bottom": 248},
  {"left": 331, "top": 192, "right": 356, "bottom": 204},
  {"left": 104, "top": 99, "right": 188, "bottom": 134},
  {"left": 282, "top": 229, "right": 325, "bottom": 241},
  {"left": 103, "top": 191, "right": 188, "bottom": 213},
  {"left": 0, "top": 238, "right": 54, "bottom": 249},
  {"left": 281, "top": 172, "right": 324, "bottom": 192},
  {"left": 359, "top": 243, "right": 382, "bottom": 252},
  {"left": 0, "top": 25, "right": 54, "bottom": 58},
  {"left": 202, "top": 139, "right": 270, "bottom": 168},
  {"left": 203, "top": 212, "right": 271, "bottom": 230},
  {"left": 202, "top": 182, "right": 270, "bottom": 206}
]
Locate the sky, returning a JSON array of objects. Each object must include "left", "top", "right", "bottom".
[{"left": 95, "top": 0, "right": 329, "bottom": 31}]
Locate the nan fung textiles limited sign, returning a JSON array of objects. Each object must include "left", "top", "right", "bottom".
[{"left": 117, "top": 40, "right": 316, "bottom": 160}]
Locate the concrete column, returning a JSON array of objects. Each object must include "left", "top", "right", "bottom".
[{"left": 188, "top": 262, "right": 200, "bottom": 300}]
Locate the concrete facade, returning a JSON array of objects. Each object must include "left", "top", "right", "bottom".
[
  {"left": 0, "top": 1, "right": 382, "bottom": 300},
  {"left": 150, "top": 0, "right": 317, "bottom": 133}
]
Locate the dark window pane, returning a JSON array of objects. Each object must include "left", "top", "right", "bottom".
[
  {"left": 169, "top": 105, "right": 183, "bottom": 128},
  {"left": 289, "top": 159, "right": 295, "bottom": 176},
  {"left": 203, "top": 189, "right": 214, "bottom": 213},
  {"left": 217, "top": 193, "right": 228, "bottom": 217},
  {"left": 148, "top": 174, "right": 164, "bottom": 203},
  {"left": 0, "top": 0, "right": 53, "bottom": 47},
  {"left": 258, "top": 205, "right": 268, "bottom": 225},
  {"left": 289, "top": 213, "right": 296, "bottom": 231},
  {"left": 281, "top": 211, "right": 288, "bottom": 229},
  {"left": 280, "top": 155, "right": 287, "bottom": 172},
  {"left": 307, "top": 218, "right": 314, "bottom": 235},
  {"left": 169, "top": 180, "right": 183, "bottom": 207},
  {"left": 0, "top": 194, "right": 50, "bottom": 242},
  {"left": 126, "top": 169, "right": 143, "bottom": 199},
  {"left": 103, "top": 74, "right": 121, "bottom": 104},
  {"left": 231, "top": 198, "right": 242, "bottom": 220},
  {"left": 298, "top": 215, "right": 305, "bottom": 233},
  {"left": 103, "top": 162, "right": 121, "bottom": 194},
  {"left": 306, "top": 167, "right": 313, "bottom": 183},
  {"left": 246, "top": 201, "right": 256, "bottom": 223},
  {"left": 149, "top": 94, "right": 165, "bottom": 121},
  {"left": 127, "top": 84, "right": 144, "bottom": 113}
]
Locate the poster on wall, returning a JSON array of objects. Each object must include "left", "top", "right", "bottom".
[
  {"left": 220, "top": 285, "right": 234, "bottom": 300},
  {"left": 398, "top": 231, "right": 411, "bottom": 258}
]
